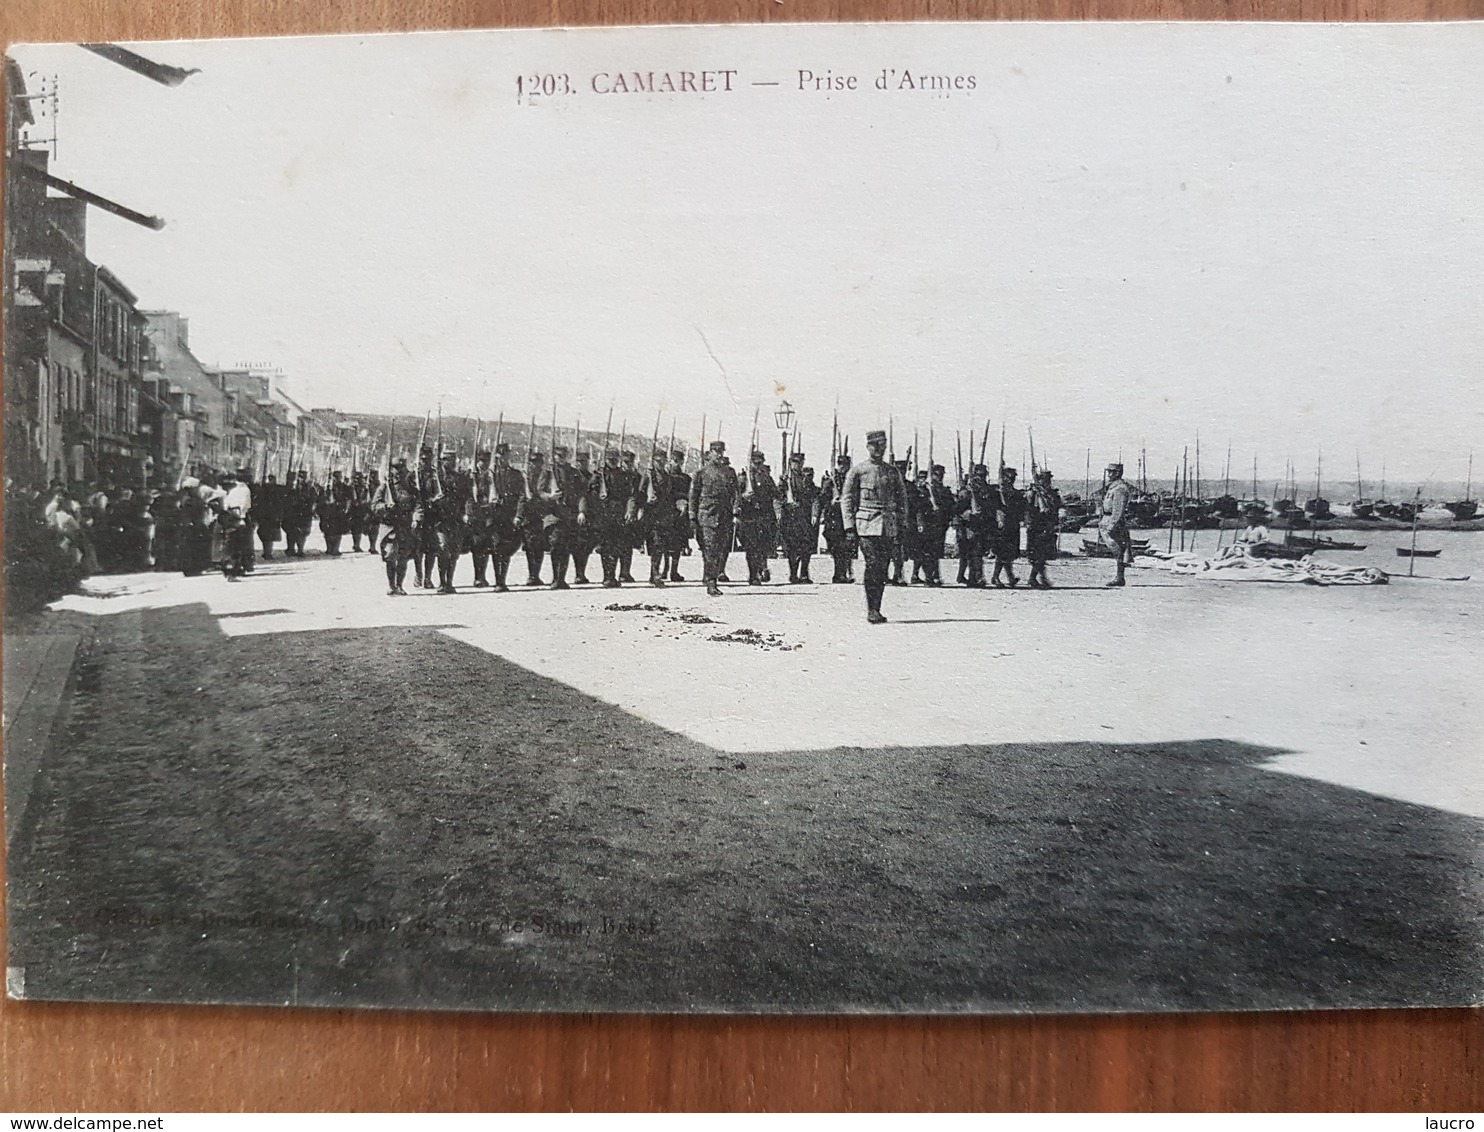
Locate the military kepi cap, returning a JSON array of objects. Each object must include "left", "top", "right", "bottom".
[
  {"left": 866, "top": 429, "right": 887, "bottom": 444},
  {"left": 790, "top": 451, "right": 805, "bottom": 462},
  {"left": 709, "top": 440, "right": 726, "bottom": 452}
]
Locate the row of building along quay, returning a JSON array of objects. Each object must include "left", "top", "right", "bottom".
[{"left": 3, "top": 58, "right": 353, "bottom": 503}]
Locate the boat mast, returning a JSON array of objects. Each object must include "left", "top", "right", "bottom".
[{"left": 1356, "top": 452, "right": 1363, "bottom": 503}]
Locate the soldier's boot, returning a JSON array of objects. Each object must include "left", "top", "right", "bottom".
[
  {"left": 493, "top": 555, "right": 511, "bottom": 593},
  {"left": 549, "top": 551, "right": 571, "bottom": 590},
  {"left": 601, "top": 553, "right": 620, "bottom": 588},
  {"left": 667, "top": 553, "right": 685, "bottom": 582},
  {"left": 437, "top": 555, "right": 457, "bottom": 594},
  {"left": 619, "top": 548, "right": 636, "bottom": 583},
  {"left": 788, "top": 559, "right": 800, "bottom": 584},
  {"left": 385, "top": 561, "right": 400, "bottom": 596},
  {"left": 525, "top": 549, "right": 544, "bottom": 586},
  {"left": 649, "top": 556, "right": 666, "bottom": 587},
  {"left": 393, "top": 560, "right": 410, "bottom": 595},
  {"left": 472, "top": 550, "right": 490, "bottom": 587},
  {"left": 573, "top": 550, "right": 592, "bottom": 585}
]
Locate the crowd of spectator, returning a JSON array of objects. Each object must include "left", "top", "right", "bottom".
[{"left": 4, "top": 473, "right": 246, "bottom": 616}]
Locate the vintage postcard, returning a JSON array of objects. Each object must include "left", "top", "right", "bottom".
[{"left": 3, "top": 21, "right": 1481, "bottom": 1013}]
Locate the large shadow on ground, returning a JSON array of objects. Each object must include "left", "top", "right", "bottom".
[{"left": 7, "top": 602, "right": 1480, "bottom": 1012}]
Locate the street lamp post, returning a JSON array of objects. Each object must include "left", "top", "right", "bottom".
[{"left": 774, "top": 400, "right": 795, "bottom": 470}]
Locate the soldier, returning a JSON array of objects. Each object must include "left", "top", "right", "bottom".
[
  {"left": 372, "top": 456, "right": 416, "bottom": 595},
  {"left": 487, "top": 442, "right": 525, "bottom": 592},
  {"left": 662, "top": 448, "right": 691, "bottom": 582},
  {"left": 917, "top": 464, "right": 955, "bottom": 586},
  {"left": 989, "top": 466, "right": 1025, "bottom": 588},
  {"left": 255, "top": 473, "right": 283, "bottom": 560},
  {"left": 736, "top": 449, "right": 781, "bottom": 586},
  {"left": 909, "top": 470, "right": 929, "bottom": 583},
  {"left": 689, "top": 439, "right": 738, "bottom": 596},
  {"left": 1100, "top": 461, "right": 1133, "bottom": 587},
  {"left": 348, "top": 470, "right": 373, "bottom": 553},
  {"left": 956, "top": 464, "right": 994, "bottom": 587},
  {"left": 1025, "top": 467, "right": 1063, "bottom": 589},
  {"left": 593, "top": 447, "right": 629, "bottom": 588},
  {"left": 637, "top": 449, "right": 673, "bottom": 588},
  {"left": 570, "top": 450, "right": 598, "bottom": 585},
  {"left": 431, "top": 448, "right": 471, "bottom": 594},
  {"left": 890, "top": 459, "right": 914, "bottom": 585},
  {"left": 467, "top": 448, "right": 498, "bottom": 587},
  {"left": 409, "top": 445, "right": 440, "bottom": 588},
  {"left": 319, "top": 470, "right": 352, "bottom": 556},
  {"left": 279, "top": 469, "right": 309, "bottom": 557},
  {"left": 619, "top": 450, "right": 645, "bottom": 583},
  {"left": 519, "top": 451, "right": 547, "bottom": 586},
  {"left": 819, "top": 452, "right": 857, "bottom": 584},
  {"left": 777, "top": 450, "right": 819, "bottom": 584},
  {"left": 842, "top": 429, "right": 907, "bottom": 625},
  {"left": 363, "top": 468, "right": 382, "bottom": 553},
  {"left": 538, "top": 444, "right": 586, "bottom": 590}
]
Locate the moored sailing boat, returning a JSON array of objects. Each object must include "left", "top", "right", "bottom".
[{"left": 1443, "top": 453, "right": 1477, "bottom": 521}]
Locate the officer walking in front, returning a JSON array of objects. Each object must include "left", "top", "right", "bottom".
[
  {"left": 689, "top": 439, "right": 738, "bottom": 596},
  {"left": 842, "top": 429, "right": 907, "bottom": 624}
]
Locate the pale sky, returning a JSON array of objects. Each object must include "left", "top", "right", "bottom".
[{"left": 10, "top": 22, "right": 1483, "bottom": 489}]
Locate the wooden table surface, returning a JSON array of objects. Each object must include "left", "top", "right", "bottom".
[{"left": 2, "top": 0, "right": 1482, "bottom": 1111}]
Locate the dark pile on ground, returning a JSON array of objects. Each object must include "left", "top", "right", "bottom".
[{"left": 7, "top": 602, "right": 1481, "bottom": 1012}]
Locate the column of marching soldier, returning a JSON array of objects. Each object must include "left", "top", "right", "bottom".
[{"left": 226, "top": 436, "right": 1135, "bottom": 622}]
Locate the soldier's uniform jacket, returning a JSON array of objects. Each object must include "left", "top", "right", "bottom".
[
  {"left": 471, "top": 465, "right": 496, "bottom": 508},
  {"left": 956, "top": 477, "right": 996, "bottom": 533},
  {"left": 428, "top": 466, "right": 471, "bottom": 525},
  {"left": 842, "top": 458, "right": 906, "bottom": 538},
  {"left": 1026, "top": 483, "right": 1063, "bottom": 559},
  {"left": 737, "top": 465, "right": 781, "bottom": 524},
  {"left": 1101, "top": 479, "right": 1132, "bottom": 529},
  {"left": 538, "top": 463, "right": 588, "bottom": 528},
  {"left": 689, "top": 460, "right": 738, "bottom": 527},
  {"left": 372, "top": 469, "right": 415, "bottom": 518},
  {"left": 595, "top": 465, "right": 639, "bottom": 526},
  {"left": 638, "top": 467, "right": 675, "bottom": 521},
  {"left": 988, "top": 483, "right": 1025, "bottom": 556},
  {"left": 819, "top": 470, "right": 850, "bottom": 538},
  {"left": 920, "top": 482, "right": 956, "bottom": 530},
  {"left": 778, "top": 468, "right": 818, "bottom": 527},
  {"left": 992, "top": 484, "right": 1026, "bottom": 531},
  {"left": 487, "top": 465, "right": 525, "bottom": 522}
]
